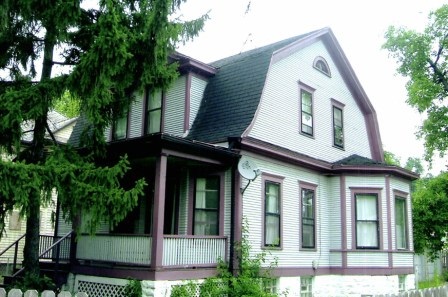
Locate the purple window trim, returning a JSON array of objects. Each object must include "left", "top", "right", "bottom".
[
  {"left": 299, "top": 181, "right": 318, "bottom": 251},
  {"left": 331, "top": 99, "right": 345, "bottom": 149},
  {"left": 393, "top": 189, "right": 410, "bottom": 251},
  {"left": 298, "top": 81, "right": 316, "bottom": 138},
  {"left": 350, "top": 187, "right": 383, "bottom": 250},
  {"left": 261, "top": 173, "right": 285, "bottom": 249},
  {"left": 187, "top": 172, "right": 225, "bottom": 236}
]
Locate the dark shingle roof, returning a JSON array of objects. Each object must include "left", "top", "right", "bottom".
[
  {"left": 186, "top": 32, "right": 317, "bottom": 143},
  {"left": 333, "top": 154, "right": 384, "bottom": 166}
]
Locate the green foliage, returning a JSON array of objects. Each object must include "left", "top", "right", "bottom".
[
  {"left": 123, "top": 278, "right": 142, "bottom": 297},
  {"left": 0, "top": 0, "right": 207, "bottom": 277},
  {"left": 384, "top": 151, "right": 401, "bottom": 166},
  {"left": 412, "top": 172, "right": 448, "bottom": 260},
  {"left": 383, "top": 4, "right": 448, "bottom": 163},
  {"left": 8, "top": 273, "right": 56, "bottom": 292},
  {"left": 53, "top": 90, "right": 81, "bottom": 118},
  {"left": 418, "top": 272, "right": 445, "bottom": 289},
  {"left": 170, "top": 222, "right": 288, "bottom": 297}
]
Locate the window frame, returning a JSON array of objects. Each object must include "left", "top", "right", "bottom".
[
  {"left": 193, "top": 175, "right": 220, "bottom": 236},
  {"left": 298, "top": 82, "right": 315, "bottom": 138},
  {"left": 331, "top": 99, "right": 345, "bottom": 149},
  {"left": 313, "top": 56, "right": 331, "bottom": 77},
  {"left": 299, "top": 181, "right": 317, "bottom": 250},
  {"left": 262, "top": 173, "right": 284, "bottom": 249},
  {"left": 144, "top": 88, "right": 163, "bottom": 135},
  {"left": 394, "top": 191, "right": 409, "bottom": 250},
  {"left": 300, "top": 276, "right": 313, "bottom": 297},
  {"left": 351, "top": 187, "right": 383, "bottom": 250}
]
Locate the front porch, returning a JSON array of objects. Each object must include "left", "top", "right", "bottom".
[{"left": 68, "top": 134, "right": 241, "bottom": 281}]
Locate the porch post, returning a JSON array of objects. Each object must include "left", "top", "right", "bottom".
[
  {"left": 230, "top": 164, "right": 243, "bottom": 275},
  {"left": 151, "top": 153, "right": 167, "bottom": 270}
]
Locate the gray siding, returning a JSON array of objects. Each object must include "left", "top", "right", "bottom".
[
  {"left": 128, "top": 92, "right": 144, "bottom": 138},
  {"left": 248, "top": 40, "right": 372, "bottom": 162},
  {"left": 165, "top": 76, "right": 186, "bottom": 136}
]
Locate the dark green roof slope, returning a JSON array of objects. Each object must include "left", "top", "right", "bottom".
[
  {"left": 186, "top": 32, "right": 316, "bottom": 143},
  {"left": 333, "top": 154, "right": 384, "bottom": 166}
]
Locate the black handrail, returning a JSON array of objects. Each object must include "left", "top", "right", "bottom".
[
  {"left": 0, "top": 233, "right": 26, "bottom": 273},
  {"left": 12, "top": 231, "right": 73, "bottom": 278},
  {"left": 0, "top": 234, "right": 26, "bottom": 257}
]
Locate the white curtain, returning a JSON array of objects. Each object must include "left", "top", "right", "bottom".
[{"left": 356, "top": 194, "right": 378, "bottom": 247}]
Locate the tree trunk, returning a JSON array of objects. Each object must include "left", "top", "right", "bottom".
[{"left": 22, "top": 27, "right": 55, "bottom": 278}]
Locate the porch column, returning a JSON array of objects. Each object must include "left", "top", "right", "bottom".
[{"left": 151, "top": 153, "right": 167, "bottom": 270}]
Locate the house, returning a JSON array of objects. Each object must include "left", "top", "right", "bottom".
[
  {"left": 0, "top": 111, "right": 77, "bottom": 275},
  {"left": 61, "top": 27, "right": 418, "bottom": 296}
]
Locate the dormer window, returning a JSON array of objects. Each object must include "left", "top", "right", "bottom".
[{"left": 313, "top": 56, "right": 331, "bottom": 77}]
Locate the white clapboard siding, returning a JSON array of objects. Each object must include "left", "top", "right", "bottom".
[
  {"left": 128, "top": 92, "right": 144, "bottom": 138},
  {"left": 189, "top": 75, "right": 208, "bottom": 130},
  {"left": 328, "top": 176, "right": 342, "bottom": 250},
  {"left": 248, "top": 40, "right": 372, "bottom": 163},
  {"left": 393, "top": 252, "right": 414, "bottom": 267},
  {"left": 347, "top": 252, "right": 389, "bottom": 267},
  {"left": 165, "top": 76, "right": 186, "bottom": 136},
  {"left": 241, "top": 153, "right": 333, "bottom": 268}
]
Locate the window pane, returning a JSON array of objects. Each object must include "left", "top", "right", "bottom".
[
  {"left": 148, "top": 90, "right": 162, "bottom": 110},
  {"left": 356, "top": 194, "right": 377, "bottom": 220},
  {"left": 113, "top": 116, "right": 127, "bottom": 139},
  {"left": 356, "top": 221, "right": 378, "bottom": 247},
  {"left": 266, "top": 183, "right": 279, "bottom": 213},
  {"left": 302, "top": 224, "right": 315, "bottom": 248},
  {"left": 194, "top": 210, "right": 218, "bottom": 235},
  {"left": 265, "top": 215, "right": 280, "bottom": 245},
  {"left": 302, "top": 113, "right": 313, "bottom": 127},
  {"left": 302, "top": 189, "right": 314, "bottom": 219},
  {"left": 147, "top": 109, "right": 161, "bottom": 133},
  {"left": 395, "top": 198, "right": 407, "bottom": 249}
]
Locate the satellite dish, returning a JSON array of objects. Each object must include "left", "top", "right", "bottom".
[{"left": 238, "top": 157, "right": 260, "bottom": 181}]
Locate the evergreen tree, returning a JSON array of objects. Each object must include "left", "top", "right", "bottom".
[{"left": 0, "top": 0, "right": 207, "bottom": 279}]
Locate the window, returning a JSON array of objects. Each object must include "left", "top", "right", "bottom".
[
  {"left": 262, "top": 278, "right": 277, "bottom": 294},
  {"left": 395, "top": 196, "right": 408, "bottom": 250},
  {"left": 264, "top": 181, "right": 281, "bottom": 247},
  {"left": 313, "top": 56, "right": 331, "bottom": 76},
  {"left": 145, "top": 89, "right": 162, "bottom": 134},
  {"left": 300, "top": 89, "right": 314, "bottom": 136},
  {"left": 355, "top": 193, "right": 379, "bottom": 249},
  {"left": 300, "top": 183, "right": 316, "bottom": 249},
  {"left": 112, "top": 113, "right": 128, "bottom": 140},
  {"left": 300, "top": 276, "right": 313, "bottom": 297},
  {"left": 333, "top": 105, "right": 344, "bottom": 148},
  {"left": 194, "top": 176, "right": 219, "bottom": 235}
]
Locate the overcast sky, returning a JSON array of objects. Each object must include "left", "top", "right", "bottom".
[{"left": 176, "top": 0, "right": 447, "bottom": 175}]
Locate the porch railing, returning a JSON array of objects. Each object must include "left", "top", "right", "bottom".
[
  {"left": 76, "top": 234, "right": 152, "bottom": 265},
  {"left": 163, "top": 235, "right": 227, "bottom": 267},
  {"left": 76, "top": 234, "right": 227, "bottom": 267}
]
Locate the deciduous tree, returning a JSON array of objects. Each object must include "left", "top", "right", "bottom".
[
  {"left": 0, "top": 0, "right": 206, "bottom": 280},
  {"left": 383, "top": 4, "right": 448, "bottom": 164}
]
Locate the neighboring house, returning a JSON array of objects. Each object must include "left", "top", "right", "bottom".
[
  {"left": 63, "top": 27, "right": 419, "bottom": 296},
  {"left": 0, "top": 111, "right": 77, "bottom": 271}
]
